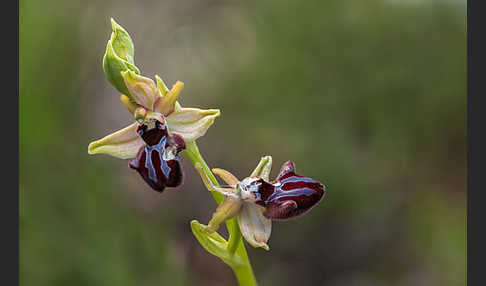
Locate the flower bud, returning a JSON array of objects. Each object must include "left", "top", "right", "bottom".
[
  {"left": 102, "top": 18, "right": 140, "bottom": 98},
  {"left": 109, "top": 18, "right": 134, "bottom": 64}
]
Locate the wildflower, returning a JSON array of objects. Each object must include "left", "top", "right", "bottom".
[
  {"left": 88, "top": 19, "right": 220, "bottom": 192},
  {"left": 195, "top": 156, "right": 325, "bottom": 250}
]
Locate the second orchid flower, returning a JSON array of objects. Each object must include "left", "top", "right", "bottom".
[{"left": 194, "top": 156, "right": 325, "bottom": 250}]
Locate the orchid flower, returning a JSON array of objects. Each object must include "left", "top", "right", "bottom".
[
  {"left": 87, "top": 19, "right": 220, "bottom": 160},
  {"left": 194, "top": 156, "right": 325, "bottom": 250}
]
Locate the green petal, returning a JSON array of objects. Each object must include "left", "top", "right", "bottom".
[
  {"left": 237, "top": 203, "right": 271, "bottom": 251},
  {"left": 166, "top": 107, "right": 220, "bottom": 142},
  {"left": 88, "top": 123, "right": 144, "bottom": 159}
]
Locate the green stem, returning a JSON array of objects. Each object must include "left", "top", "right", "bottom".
[{"left": 183, "top": 141, "right": 258, "bottom": 286}]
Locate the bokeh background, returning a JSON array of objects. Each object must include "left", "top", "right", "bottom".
[{"left": 20, "top": 0, "right": 466, "bottom": 285}]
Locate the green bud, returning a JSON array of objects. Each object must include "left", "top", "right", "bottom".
[
  {"left": 102, "top": 18, "right": 140, "bottom": 97},
  {"left": 110, "top": 18, "right": 134, "bottom": 65}
]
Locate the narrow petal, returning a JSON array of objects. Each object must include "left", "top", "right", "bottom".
[
  {"left": 121, "top": 70, "right": 158, "bottom": 110},
  {"left": 194, "top": 163, "right": 236, "bottom": 196},
  {"left": 88, "top": 123, "right": 144, "bottom": 159},
  {"left": 212, "top": 168, "right": 239, "bottom": 187},
  {"left": 250, "top": 156, "right": 272, "bottom": 181},
  {"left": 237, "top": 203, "right": 272, "bottom": 251},
  {"left": 154, "top": 81, "right": 184, "bottom": 116},
  {"left": 166, "top": 107, "right": 220, "bottom": 142}
]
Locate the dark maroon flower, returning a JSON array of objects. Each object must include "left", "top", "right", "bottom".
[
  {"left": 239, "top": 161, "right": 325, "bottom": 220},
  {"left": 129, "top": 116, "right": 186, "bottom": 192},
  {"left": 240, "top": 161, "right": 325, "bottom": 220},
  {"left": 194, "top": 156, "right": 326, "bottom": 250}
]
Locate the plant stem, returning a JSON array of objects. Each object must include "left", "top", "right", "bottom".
[{"left": 183, "top": 141, "right": 258, "bottom": 286}]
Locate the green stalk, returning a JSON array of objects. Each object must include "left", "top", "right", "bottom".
[{"left": 183, "top": 141, "right": 258, "bottom": 286}]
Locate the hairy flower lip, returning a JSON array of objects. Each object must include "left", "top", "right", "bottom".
[{"left": 128, "top": 122, "right": 186, "bottom": 193}]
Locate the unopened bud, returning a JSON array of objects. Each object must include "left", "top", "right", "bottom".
[{"left": 103, "top": 18, "right": 140, "bottom": 98}]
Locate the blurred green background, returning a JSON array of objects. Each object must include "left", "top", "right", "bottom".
[{"left": 20, "top": 0, "right": 466, "bottom": 285}]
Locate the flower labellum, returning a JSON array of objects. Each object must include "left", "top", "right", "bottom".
[
  {"left": 238, "top": 161, "right": 325, "bottom": 220},
  {"left": 128, "top": 115, "right": 186, "bottom": 192}
]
